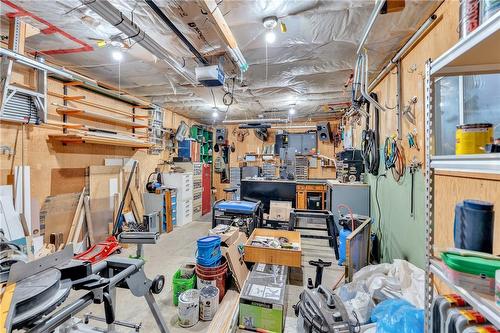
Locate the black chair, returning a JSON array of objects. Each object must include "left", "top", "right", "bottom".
[{"left": 223, "top": 187, "right": 238, "bottom": 201}]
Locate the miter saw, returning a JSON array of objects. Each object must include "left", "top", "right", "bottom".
[{"left": 2, "top": 246, "right": 168, "bottom": 333}]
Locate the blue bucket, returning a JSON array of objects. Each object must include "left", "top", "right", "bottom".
[
  {"left": 196, "top": 254, "right": 222, "bottom": 267},
  {"left": 196, "top": 236, "right": 221, "bottom": 266}
]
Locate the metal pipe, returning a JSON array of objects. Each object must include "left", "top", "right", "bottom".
[
  {"left": 222, "top": 118, "right": 287, "bottom": 124},
  {"left": 360, "top": 51, "right": 385, "bottom": 113},
  {"left": 356, "top": 0, "right": 385, "bottom": 55},
  {"left": 396, "top": 60, "right": 402, "bottom": 139},
  {"left": 82, "top": 0, "right": 197, "bottom": 85},
  {"left": 368, "top": 14, "right": 437, "bottom": 91},
  {"left": 0, "top": 47, "right": 72, "bottom": 79},
  {"left": 144, "top": 0, "right": 209, "bottom": 66},
  {"left": 271, "top": 125, "right": 317, "bottom": 129}
]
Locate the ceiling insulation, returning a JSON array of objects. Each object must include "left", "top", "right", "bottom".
[{"left": 0, "top": 0, "right": 441, "bottom": 123}]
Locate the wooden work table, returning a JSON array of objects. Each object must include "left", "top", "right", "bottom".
[{"left": 240, "top": 178, "right": 330, "bottom": 211}]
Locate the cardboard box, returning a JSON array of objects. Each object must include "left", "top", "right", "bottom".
[
  {"left": 239, "top": 264, "right": 288, "bottom": 333},
  {"left": 209, "top": 225, "right": 239, "bottom": 246},
  {"left": 269, "top": 200, "right": 292, "bottom": 221},
  {"left": 223, "top": 232, "right": 249, "bottom": 292},
  {"left": 244, "top": 229, "right": 302, "bottom": 268}
]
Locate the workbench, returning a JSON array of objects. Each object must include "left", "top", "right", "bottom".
[{"left": 240, "top": 179, "right": 329, "bottom": 212}]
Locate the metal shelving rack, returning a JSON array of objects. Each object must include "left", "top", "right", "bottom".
[{"left": 424, "top": 11, "right": 500, "bottom": 331}]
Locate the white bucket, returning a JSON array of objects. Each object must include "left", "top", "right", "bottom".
[
  {"left": 178, "top": 289, "right": 199, "bottom": 327},
  {"left": 199, "top": 285, "right": 220, "bottom": 321}
]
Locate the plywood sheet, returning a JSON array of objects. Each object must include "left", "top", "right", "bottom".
[
  {"left": 40, "top": 192, "right": 80, "bottom": 243},
  {"left": 0, "top": 195, "right": 23, "bottom": 241},
  {"left": 50, "top": 168, "right": 86, "bottom": 195},
  {"left": 14, "top": 166, "right": 31, "bottom": 233},
  {"left": 434, "top": 174, "right": 500, "bottom": 255},
  {"left": 89, "top": 166, "right": 123, "bottom": 242}
]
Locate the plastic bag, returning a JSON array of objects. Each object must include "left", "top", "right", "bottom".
[
  {"left": 352, "top": 259, "right": 425, "bottom": 308},
  {"left": 338, "top": 281, "right": 374, "bottom": 325},
  {"left": 370, "top": 299, "right": 424, "bottom": 333}
]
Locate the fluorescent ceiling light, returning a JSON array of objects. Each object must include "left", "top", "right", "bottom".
[{"left": 265, "top": 31, "right": 276, "bottom": 44}]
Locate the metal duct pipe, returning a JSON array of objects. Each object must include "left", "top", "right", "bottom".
[
  {"left": 271, "top": 125, "right": 317, "bottom": 129},
  {"left": 0, "top": 47, "right": 72, "bottom": 79},
  {"left": 368, "top": 14, "right": 437, "bottom": 91},
  {"left": 144, "top": 0, "right": 209, "bottom": 66},
  {"left": 356, "top": 0, "right": 385, "bottom": 55},
  {"left": 0, "top": 45, "right": 149, "bottom": 105},
  {"left": 222, "top": 118, "right": 287, "bottom": 124},
  {"left": 82, "top": 0, "right": 197, "bottom": 85},
  {"left": 359, "top": 50, "right": 385, "bottom": 113}
]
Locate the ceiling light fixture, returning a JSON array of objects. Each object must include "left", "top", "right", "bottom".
[
  {"left": 212, "top": 110, "right": 218, "bottom": 118},
  {"left": 112, "top": 50, "right": 123, "bottom": 61},
  {"left": 265, "top": 31, "right": 276, "bottom": 44},
  {"left": 262, "top": 16, "right": 278, "bottom": 29},
  {"left": 289, "top": 107, "right": 296, "bottom": 115},
  {"left": 263, "top": 16, "right": 278, "bottom": 44}
]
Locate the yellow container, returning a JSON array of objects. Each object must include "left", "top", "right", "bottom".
[{"left": 456, "top": 123, "right": 493, "bottom": 155}]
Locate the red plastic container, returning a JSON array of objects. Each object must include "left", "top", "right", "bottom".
[{"left": 195, "top": 257, "right": 228, "bottom": 301}]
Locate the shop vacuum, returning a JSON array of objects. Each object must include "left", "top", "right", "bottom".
[{"left": 294, "top": 285, "right": 353, "bottom": 333}]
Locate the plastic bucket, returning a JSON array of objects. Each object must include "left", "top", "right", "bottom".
[
  {"left": 197, "top": 236, "right": 221, "bottom": 263},
  {"left": 172, "top": 269, "right": 196, "bottom": 306},
  {"left": 195, "top": 258, "right": 228, "bottom": 301},
  {"left": 196, "top": 254, "right": 222, "bottom": 267}
]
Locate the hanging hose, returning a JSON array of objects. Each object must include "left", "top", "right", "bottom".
[
  {"left": 383, "top": 137, "right": 406, "bottom": 182},
  {"left": 361, "top": 93, "right": 380, "bottom": 175}
]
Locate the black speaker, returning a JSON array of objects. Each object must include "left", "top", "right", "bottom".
[
  {"left": 216, "top": 128, "right": 227, "bottom": 145},
  {"left": 317, "top": 122, "right": 332, "bottom": 142}
]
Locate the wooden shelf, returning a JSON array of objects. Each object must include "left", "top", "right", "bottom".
[
  {"left": 49, "top": 134, "right": 153, "bottom": 148},
  {"left": 49, "top": 91, "right": 149, "bottom": 119},
  {"left": 56, "top": 106, "right": 148, "bottom": 128},
  {"left": 430, "top": 259, "right": 500, "bottom": 327},
  {"left": 431, "top": 11, "right": 500, "bottom": 76}
]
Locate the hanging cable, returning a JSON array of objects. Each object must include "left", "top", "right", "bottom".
[
  {"left": 361, "top": 92, "right": 380, "bottom": 175},
  {"left": 383, "top": 136, "right": 405, "bottom": 182}
]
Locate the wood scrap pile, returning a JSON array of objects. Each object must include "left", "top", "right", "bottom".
[
  {"left": 39, "top": 187, "right": 94, "bottom": 256},
  {"left": 35, "top": 159, "right": 146, "bottom": 258}
]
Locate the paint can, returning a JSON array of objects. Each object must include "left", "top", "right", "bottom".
[
  {"left": 459, "top": 0, "right": 481, "bottom": 37},
  {"left": 456, "top": 123, "right": 493, "bottom": 155},
  {"left": 199, "top": 285, "right": 220, "bottom": 321},
  {"left": 482, "top": 0, "right": 500, "bottom": 23},
  {"left": 178, "top": 289, "right": 199, "bottom": 327}
]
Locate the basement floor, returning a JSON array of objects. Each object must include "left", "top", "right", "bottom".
[{"left": 71, "top": 215, "right": 344, "bottom": 332}]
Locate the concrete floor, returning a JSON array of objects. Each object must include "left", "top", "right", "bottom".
[{"left": 68, "top": 215, "right": 344, "bottom": 333}]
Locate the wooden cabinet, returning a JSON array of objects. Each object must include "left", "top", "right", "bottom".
[
  {"left": 296, "top": 190, "right": 306, "bottom": 209},
  {"left": 296, "top": 183, "right": 326, "bottom": 210}
]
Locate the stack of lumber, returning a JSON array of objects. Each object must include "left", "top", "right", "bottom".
[
  {"left": 39, "top": 187, "right": 94, "bottom": 255},
  {"left": 206, "top": 290, "right": 240, "bottom": 333}
]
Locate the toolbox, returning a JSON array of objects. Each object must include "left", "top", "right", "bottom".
[{"left": 244, "top": 228, "right": 302, "bottom": 268}]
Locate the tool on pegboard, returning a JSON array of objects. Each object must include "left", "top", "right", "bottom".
[
  {"left": 409, "top": 158, "right": 422, "bottom": 219},
  {"left": 407, "top": 128, "right": 419, "bottom": 151}
]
